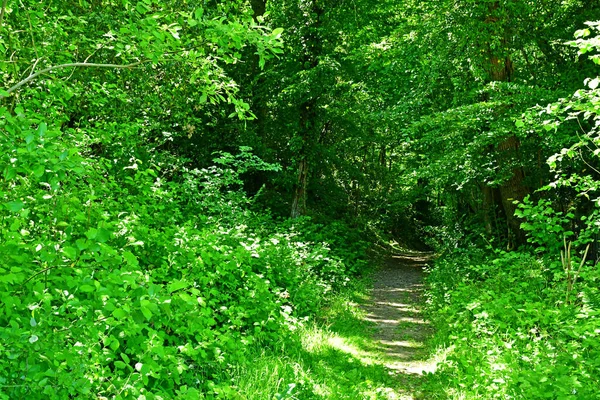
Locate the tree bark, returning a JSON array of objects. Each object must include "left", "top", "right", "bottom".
[
  {"left": 290, "top": 0, "right": 322, "bottom": 218},
  {"left": 481, "top": 184, "right": 495, "bottom": 236},
  {"left": 497, "top": 136, "right": 529, "bottom": 247},
  {"left": 291, "top": 157, "right": 308, "bottom": 218},
  {"left": 483, "top": 1, "right": 528, "bottom": 247}
]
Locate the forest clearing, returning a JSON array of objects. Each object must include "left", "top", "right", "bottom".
[{"left": 1, "top": 1, "right": 600, "bottom": 399}]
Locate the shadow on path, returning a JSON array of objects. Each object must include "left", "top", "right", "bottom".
[{"left": 361, "top": 252, "right": 438, "bottom": 399}]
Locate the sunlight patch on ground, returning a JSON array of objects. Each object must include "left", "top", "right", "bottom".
[
  {"left": 380, "top": 340, "right": 424, "bottom": 348},
  {"left": 326, "top": 336, "right": 381, "bottom": 365},
  {"left": 373, "top": 301, "right": 421, "bottom": 311}
]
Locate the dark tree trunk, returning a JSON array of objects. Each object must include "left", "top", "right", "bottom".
[
  {"left": 291, "top": 157, "right": 309, "bottom": 218},
  {"left": 482, "top": 1, "right": 529, "bottom": 247},
  {"left": 481, "top": 184, "right": 495, "bottom": 236},
  {"left": 290, "top": 0, "right": 323, "bottom": 218},
  {"left": 249, "top": 0, "right": 266, "bottom": 21},
  {"left": 497, "top": 136, "right": 529, "bottom": 247}
]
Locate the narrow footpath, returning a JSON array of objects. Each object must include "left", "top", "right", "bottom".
[{"left": 362, "top": 252, "right": 437, "bottom": 399}]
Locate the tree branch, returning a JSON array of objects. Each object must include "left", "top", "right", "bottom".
[
  {"left": 0, "top": 0, "right": 7, "bottom": 30},
  {"left": 25, "top": 7, "right": 39, "bottom": 60},
  {"left": 1, "top": 60, "right": 147, "bottom": 98}
]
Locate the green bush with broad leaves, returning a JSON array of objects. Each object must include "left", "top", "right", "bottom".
[
  {"left": 0, "top": 102, "right": 365, "bottom": 398},
  {"left": 424, "top": 22, "right": 600, "bottom": 400},
  {"left": 425, "top": 248, "right": 600, "bottom": 399}
]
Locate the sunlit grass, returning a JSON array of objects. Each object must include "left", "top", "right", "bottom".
[{"left": 228, "top": 281, "right": 411, "bottom": 399}]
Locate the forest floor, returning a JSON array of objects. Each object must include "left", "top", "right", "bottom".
[
  {"left": 362, "top": 252, "right": 438, "bottom": 399},
  {"left": 230, "top": 251, "right": 441, "bottom": 399}
]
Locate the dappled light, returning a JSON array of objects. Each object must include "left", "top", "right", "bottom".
[
  {"left": 362, "top": 256, "right": 438, "bottom": 382},
  {"left": 2, "top": 0, "right": 600, "bottom": 398}
]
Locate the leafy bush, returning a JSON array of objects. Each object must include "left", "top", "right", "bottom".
[
  {"left": 425, "top": 248, "right": 600, "bottom": 399},
  {"left": 0, "top": 104, "right": 367, "bottom": 398}
]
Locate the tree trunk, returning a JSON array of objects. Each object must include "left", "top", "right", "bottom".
[
  {"left": 481, "top": 184, "right": 494, "bottom": 236},
  {"left": 250, "top": 0, "right": 266, "bottom": 20},
  {"left": 483, "top": 1, "right": 528, "bottom": 247},
  {"left": 497, "top": 136, "right": 529, "bottom": 247},
  {"left": 291, "top": 157, "right": 308, "bottom": 218},
  {"left": 290, "top": 0, "right": 322, "bottom": 218}
]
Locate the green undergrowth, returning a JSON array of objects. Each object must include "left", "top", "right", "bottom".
[
  {"left": 423, "top": 248, "right": 600, "bottom": 399},
  {"left": 227, "top": 279, "right": 407, "bottom": 399},
  {"left": 0, "top": 108, "right": 372, "bottom": 398}
]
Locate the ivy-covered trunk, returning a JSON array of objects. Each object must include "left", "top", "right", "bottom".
[
  {"left": 484, "top": 1, "right": 528, "bottom": 247},
  {"left": 497, "top": 135, "right": 529, "bottom": 246}
]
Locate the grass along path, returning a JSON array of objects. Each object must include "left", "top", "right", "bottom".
[{"left": 229, "top": 253, "right": 438, "bottom": 399}]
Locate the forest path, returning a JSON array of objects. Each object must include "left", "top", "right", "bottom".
[{"left": 362, "top": 252, "right": 437, "bottom": 399}]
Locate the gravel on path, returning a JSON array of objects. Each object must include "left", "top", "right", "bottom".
[{"left": 362, "top": 253, "right": 437, "bottom": 399}]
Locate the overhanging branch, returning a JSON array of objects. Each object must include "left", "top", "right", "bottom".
[
  {"left": 0, "top": 0, "right": 7, "bottom": 30},
  {"left": 1, "top": 60, "right": 147, "bottom": 98}
]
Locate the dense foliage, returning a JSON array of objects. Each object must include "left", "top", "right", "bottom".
[
  {"left": 2, "top": 0, "right": 600, "bottom": 398},
  {"left": 423, "top": 21, "right": 600, "bottom": 399},
  {"left": 0, "top": 1, "right": 370, "bottom": 397},
  {"left": 0, "top": 111, "right": 367, "bottom": 398}
]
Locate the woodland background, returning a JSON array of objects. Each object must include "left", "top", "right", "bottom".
[{"left": 1, "top": 0, "right": 600, "bottom": 398}]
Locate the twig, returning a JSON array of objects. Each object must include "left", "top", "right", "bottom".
[
  {"left": 0, "top": 0, "right": 8, "bottom": 30},
  {"left": 20, "top": 266, "right": 57, "bottom": 287},
  {"left": 24, "top": 4, "right": 39, "bottom": 60},
  {"left": 65, "top": 46, "right": 102, "bottom": 81},
  {"left": 578, "top": 148, "right": 600, "bottom": 176},
  {"left": 572, "top": 244, "right": 590, "bottom": 286},
  {"left": 562, "top": 238, "right": 591, "bottom": 305},
  {"left": 20, "top": 57, "right": 42, "bottom": 80},
  {"left": 1, "top": 61, "right": 147, "bottom": 97}
]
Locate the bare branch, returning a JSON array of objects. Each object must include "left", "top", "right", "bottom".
[
  {"left": 0, "top": 0, "right": 8, "bottom": 30},
  {"left": 1, "top": 61, "right": 148, "bottom": 98},
  {"left": 25, "top": 6, "right": 39, "bottom": 60}
]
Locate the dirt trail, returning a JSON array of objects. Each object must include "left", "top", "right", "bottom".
[{"left": 362, "top": 252, "right": 437, "bottom": 399}]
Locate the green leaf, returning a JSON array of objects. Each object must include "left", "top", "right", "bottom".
[
  {"left": 96, "top": 228, "right": 111, "bottom": 243},
  {"left": 63, "top": 246, "right": 78, "bottom": 260},
  {"left": 85, "top": 228, "right": 98, "bottom": 240},
  {"left": 109, "top": 337, "right": 120, "bottom": 351},
  {"left": 38, "top": 122, "right": 47, "bottom": 136},
  {"left": 4, "top": 167, "right": 17, "bottom": 181},
  {"left": 76, "top": 239, "right": 89, "bottom": 250},
  {"left": 33, "top": 164, "right": 45, "bottom": 177},
  {"left": 178, "top": 292, "right": 195, "bottom": 305},
  {"left": 112, "top": 308, "right": 128, "bottom": 320},
  {"left": 140, "top": 299, "right": 152, "bottom": 320},
  {"left": 272, "top": 27, "right": 284, "bottom": 38},
  {"left": 123, "top": 251, "right": 139, "bottom": 267},
  {"left": 168, "top": 280, "right": 189, "bottom": 293},
  {"left": 4, "top": 200, "right": 24, "bottom": 212},
  {"left": 79, "top": 284, "right": 95, "bottom": 292}
]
